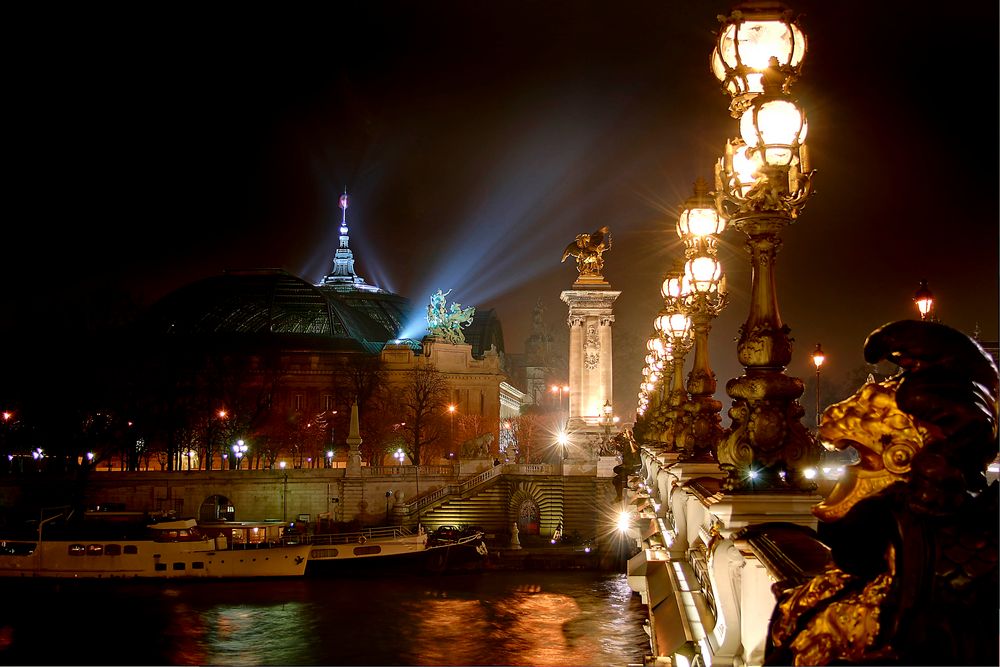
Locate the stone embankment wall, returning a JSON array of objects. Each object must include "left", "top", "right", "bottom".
[{"left": 0, "top": 467, "right": 456, "bottom": 527}]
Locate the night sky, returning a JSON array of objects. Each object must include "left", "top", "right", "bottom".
[{"left": 5, "top": 1, "right": 998, "bottom": 416}]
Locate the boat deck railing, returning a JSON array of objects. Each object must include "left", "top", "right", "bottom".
[{"left": 281, "top": 524, "right": 421, "bottom": 547}]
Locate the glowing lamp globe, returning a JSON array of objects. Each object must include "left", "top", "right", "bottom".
[
  {"left": 685, "top": 255, "right": 723, "bottom": 295},
  {"left": 660, "top": 266, "right": 689, "bottom": 303},
  {"left": 711, "top": 4, "right": 806, "bottom": 112},
  {"left": 740, "top": 98, "right": 808, "bottom": 166},
  {"left": 676, "top": 178, "right": 725, "bottom": 238},
  {"left": 666, "top": 313, "right": 692, "bottom": 340},
  {"left": 913, "top": 280, "right": 934, "bottom": 319},
  {"left": 724, "top": 140, "right": 763, "bottom": 195},
  {"left": 646, "top": 336, "right": 665, "bottom": 357}
]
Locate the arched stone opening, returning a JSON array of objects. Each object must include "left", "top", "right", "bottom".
[{"left": 199, "top": 494, "right": 235, "bottom": 522}]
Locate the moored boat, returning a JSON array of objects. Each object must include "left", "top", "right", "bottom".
[
  {"left": 301, "top": 524, "right": 488, "bottom": 574},
  {"left": 0, "top": 511, "right": 311, "bottom": 579}
]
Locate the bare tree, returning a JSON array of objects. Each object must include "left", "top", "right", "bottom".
[
  {"left": 507, "top": 413, "right": 542, "bottom": 463},
  {"left": 392, "top": 366, "right": 450, "bottom": 465}
]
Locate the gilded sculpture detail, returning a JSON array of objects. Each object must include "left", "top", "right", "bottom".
[
  {"left": 765, "top": 320, "right": 999, "bottom": 667},
  {"left": 561, "top": 226, "right": 612, "bottom": 279}
]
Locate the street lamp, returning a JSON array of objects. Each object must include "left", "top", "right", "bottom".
[
  {"left": 394, "top": 448, "right": 405, "bottom": 465},
  {"left": 326, "top": 449, "right": 334, "bottom": 468},
  {"left": 550, "top": 383, "right": 570, "bottom": 428},
  {"left": 557, "top": 431, "right": 569, "bottom": 460},
  {"left": 712, "top": 3, "right": 822, "bottom": 492},
  {"left": 811, "top": 343, "right": 825, "bottom": 428},
  {"left": 654, "top": 302, "right": 693, "bottom": 452},
  {"left": 601, "top": 400, "right": 615, "bottom": 452},
  {"left": 447, "top": 404, "right": 456, "bottom": 451},
  {"left": 675, "top": 178, "right": 728, "bottom": 462},
  {"left": 913, "top": 279, "right": 934, "bottom": 321},
  {"left": 232, "top": 439, "right": 248, "bottom": 470}
]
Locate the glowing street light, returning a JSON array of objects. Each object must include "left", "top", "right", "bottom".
[
  {"left": 675, "top": 179, "right": 728, "bottom": 461},
  {"left": 394, "top": 448, "right": 405, "bottom": 465},
  {"left": 231, "top": 439, "right": 248, "bottom": 470},
  {"left": 550, "top": 383, "right": 570, "bottom": 429},
  {"left": 557, "top": 432, "right": 569, "bottom": 460},
  {"left": 913, "top": 279, "right": 934, "bottom": 321},
  {"left": 601, "top": 400, "right": 615, "bottom": 451},
  {"left": 811, "top": 343, "right": 825, "bottom": 428},
  {"left": 712, "top": 3, "right": 821, "bottom": 491},
  {"left": 447, "top": 404, "right": 456, "bottom": 451},
  {"left": 326, "top": 449, "right": 334, "bottom": 468}
]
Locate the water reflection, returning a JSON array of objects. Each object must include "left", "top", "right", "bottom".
[{"left": 1, "top": 573, "right": 648, "bottom": 666}]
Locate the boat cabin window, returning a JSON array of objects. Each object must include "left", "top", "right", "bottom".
[
  {"left": 192, "top": 562, "right": 204, "bottom": 569},
  {"left": 353, "top": 545, "right": 382, "bottom": 556},
  {"left": 154, "top": 563, "right": 167, "bottom": 571},
  {"left": 123, "top": 545, "right": 138, "bottom": 555},
  {"left": 68, "top": 544, "right": 85, "bottom": 556},
  {"left": 86, "top": 544, "right": 104, "bottom": 556},
  {"left": 154, "top": 527, "right": 201, "bottom": 543},
  {"left": 0, "top": 541, "right": 36, "bottom": 556},
  {"left": 105, "top": 544, "right": 122, "bottom": 556},
  {"left": 172, "top": 562, "right": 185, "bottom": 571}
]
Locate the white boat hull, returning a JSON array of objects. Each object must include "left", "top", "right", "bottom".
[{"left": 0, "top": 538, "right": 311, "bottom": 579}]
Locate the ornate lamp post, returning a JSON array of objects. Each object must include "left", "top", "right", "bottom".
[
  {"left": 675, "top": 179, "right": 728, "bottom": 461},
  {"left": 231, "top": 439, "right": 248, "bottom": 470},
  {"left": 601, "top": 400, "right": 614, "bottom": 450},
  {"left": 913, "top": 279, "right": 934, "bottom": 321},
  {"left": 810, "top": 343, "right": 825, "bottom": 428},
  {"left": 712, "top": 2, "right": 821, "bottom": 491},
  {"left": 655, "top": 308, "right": 694, "bottom": 452},
  {"left": 447, "top": 404, "right": 456, "bottom": 452},
  {"left": 549, "top": 384, "right": 570, "bottom": 429}
]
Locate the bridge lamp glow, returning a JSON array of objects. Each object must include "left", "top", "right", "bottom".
[
  {"left": 279, "top": 461, "right": 287, "bottom": 469},
  {"left": 676, "top": 178, "right": 725, "bottom": 238},
  {"left": 802, "top": 467, "right": 817, "bottom": 480},
  {"left": 616, "top": 511, "right": 631, "bottom": 533}
]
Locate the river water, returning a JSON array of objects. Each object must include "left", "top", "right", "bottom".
[{"left": 0, "top": 571, "right": 650, "bottom": 666}]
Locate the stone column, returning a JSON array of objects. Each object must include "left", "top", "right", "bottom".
[{"left": 560, "top": 287, "right": 621, "bottom": 471}]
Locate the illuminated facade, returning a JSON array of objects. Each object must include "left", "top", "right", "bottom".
[{"left": 133, "top": 198, "right": 513, "bottom": 469}]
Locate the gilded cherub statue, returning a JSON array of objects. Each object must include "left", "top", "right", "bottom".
[
  {"left": 560, "top": 226, "right": 611, "bottom": 279},
  {"left": 765, "top": 320, "right": 999, "bottom": 667}
]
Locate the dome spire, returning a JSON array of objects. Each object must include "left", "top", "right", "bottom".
[{"left": 321, "top": 188, "right": 377, "bottom": 292}]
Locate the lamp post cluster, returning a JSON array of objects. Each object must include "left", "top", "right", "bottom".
[
  {"left": 635, "top": 2, "right": 822, "bottom": 491},
  {"left": 636, "top": 260, "right": 693, "bottom": 453},
  {"left": 674, "top": 179, "right": 728, "bottom": 461},
  {"left": 636, "top": 179, "right": 728, "bottom": 463},
  {"left": 710, "top": 2, "right": 822, "bottom": 491}
]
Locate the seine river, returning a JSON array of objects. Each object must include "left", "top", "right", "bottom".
[{"left": 0, "top": 571, "right": 649, "bottom": 666}]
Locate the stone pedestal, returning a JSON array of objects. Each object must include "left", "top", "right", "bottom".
[{"left": 560, "top": 285, "right": 620, "bottom": 471}]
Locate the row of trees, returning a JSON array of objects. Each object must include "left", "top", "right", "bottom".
[{"left": 1, "top": 322, "right": 550, "bottom": 471}]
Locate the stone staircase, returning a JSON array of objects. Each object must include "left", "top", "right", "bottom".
[{"left": 398, "top": 464, "right": 618, "bottom": 545}]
